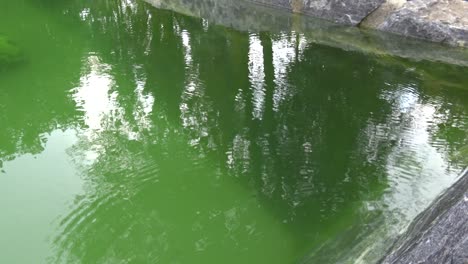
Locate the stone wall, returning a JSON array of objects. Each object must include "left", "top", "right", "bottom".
[
  {"left": 252, "top": 0, "right": 384, "bottom": 25},
  {"left": 250, "top": 0, "right": 468, "bottom": 47},
  {"left": 145, "top": 0, "right": 468, "bottom": 66},
  {"left": 147, "top": 0, "right": 468, "bottom": 47},
  {"left": 361, "top": 0, "right": 468, "bottom": 47}
]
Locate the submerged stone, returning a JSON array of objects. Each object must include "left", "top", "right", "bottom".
[{"left": 0, "top": 36, "right": 22, "bottom": 68}]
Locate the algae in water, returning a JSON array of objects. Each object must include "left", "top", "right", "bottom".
[{"left": 0, "top": 36, "right": 22, "bottom": 68}]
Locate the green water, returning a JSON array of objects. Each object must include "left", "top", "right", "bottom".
[{"left": 0, "top": 0, "right": 467, "bottom": 263}]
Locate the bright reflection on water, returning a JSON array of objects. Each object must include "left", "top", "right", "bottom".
[{"left": 0, "top": 0, "right": 467, "bottom": 263}]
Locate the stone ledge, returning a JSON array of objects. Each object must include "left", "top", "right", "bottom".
[
  {"left": 251, "top": 0, "right": 385, "bottom": 25},
  {"left": 362, "top": 0, "right": 468, "bottom": 47},
  {"left": 144, "top": 0, "right": 468, "bottom": 67},
  {"left": 145, "top": 0, "right": 468, "bottom": 47},
  {"left": 251, "top": 0, "right": 468, "bottom": 47},
  {"left": 242, "top": 0, "right": 468, "bottom": 47}
]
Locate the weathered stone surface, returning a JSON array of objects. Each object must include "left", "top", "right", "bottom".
[
  {"left": 364, "top": 0, "right": 468, "bottom": 47},
  {"left": 250, "top": 0, "right": 385, "bottom": 25},
  {"left": 380, "top": 168, "right": 468, "bottom": 264},
  {"left": 149, "top": 0, "right": 385, "bottom": 26},
  {"left": 147, "top": 0, "right": 468, "bottom": 47},
  {"left": 144, "top": 0, "right": 309, "bottom": 33},
  {"left": 243, "top": 0, "right": 468, "bottom": 47}
]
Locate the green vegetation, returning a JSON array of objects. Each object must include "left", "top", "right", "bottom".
[{"left": 0, "top": 36, "right": 22, "bottom": 68}]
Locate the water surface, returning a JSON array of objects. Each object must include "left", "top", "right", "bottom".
[{"left": 0, "top": 0, "right": 467, "bottom": 263}]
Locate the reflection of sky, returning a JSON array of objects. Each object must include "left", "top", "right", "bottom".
[
  {"left": 384, "top": 91, "right": 456, "bottom": 218},
  {"left": 272, "top": 33, "right": 306, "bottom": 111},
  {"left": 72, "top": 55, "right": 116, "bottom": 131},
  {"left": 72, "top": 54, "right": 155, "bottom": 143},
  {"left": 247, "top": 32, "right": 307, "bottom": 115},
  {"left": 179, "top": 29, "right": 214, "bottom": 148},
  {"left": 248, "top": 34, "right": 266, "bottom": 120},
  {"left": 349, "top": 85, "right": 462, "bottom": 263},
  {"left": 0, "top": 130, "right": 83, "bottom": 263}
]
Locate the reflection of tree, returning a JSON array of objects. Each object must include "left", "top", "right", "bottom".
[
  {"left": 2, "top": 0, "right": 467, "bottom": 263},
  {"left": 48, "top": 0, "right": 468, "bottom": 262},
  {"left": 423, "top": 80, "right": 468, "bottom": 165},
  {"left": 50, "top": 1, "right": 395, "bottom": 260},
  {"left": 371, "top": 57, "right": 468, "bottom": 166},
  {"left": 0, "top": 2, "right": 84, "bottom": 167},
  {"left": 219, "top": 35, "right": 400, "bottom": 247}
]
